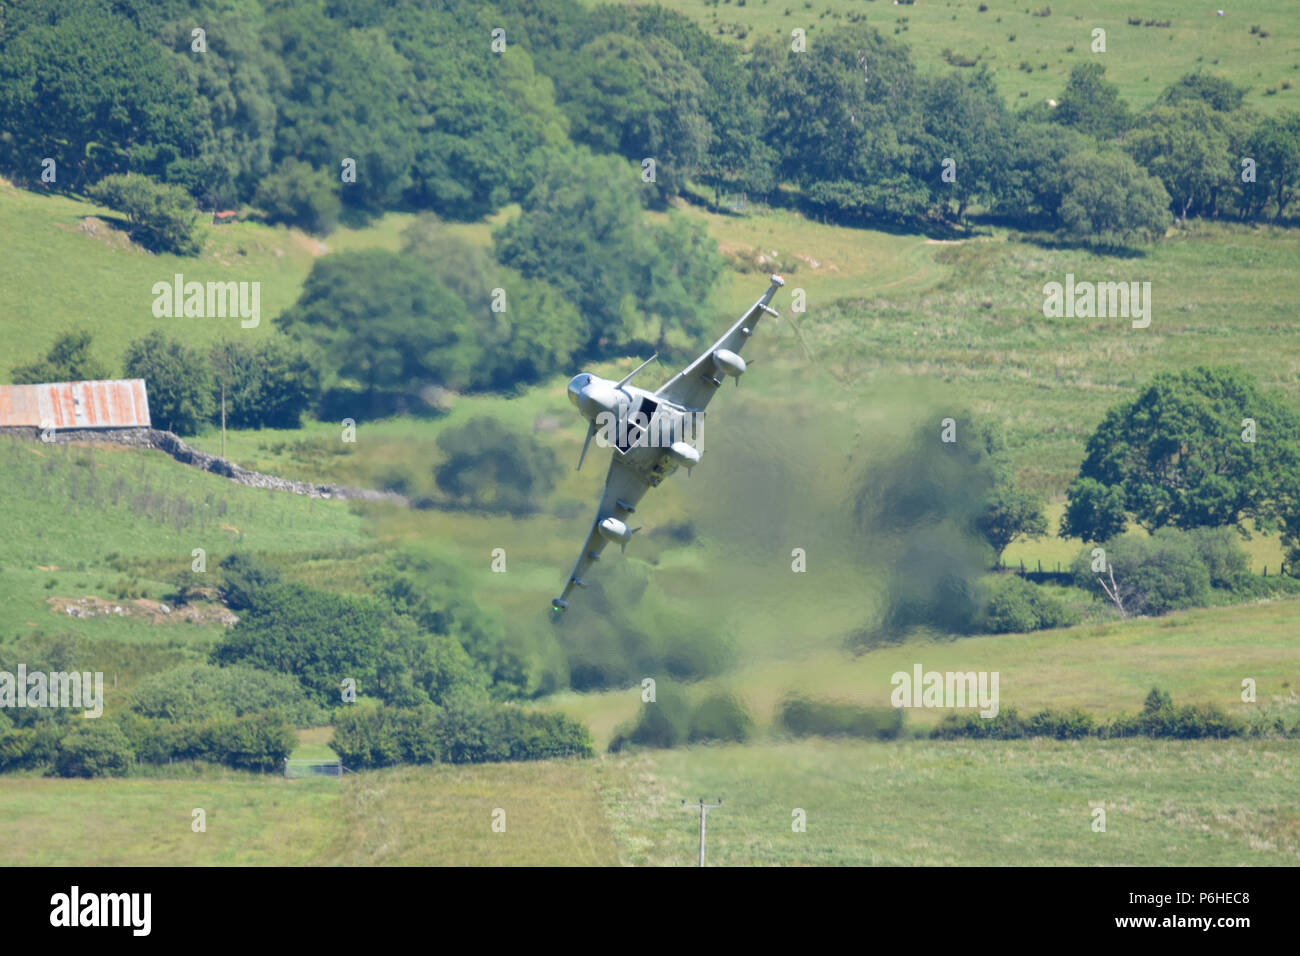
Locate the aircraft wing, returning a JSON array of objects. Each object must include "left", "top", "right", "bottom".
[
  {"left": 654, "top": 274, "right": 784, "bottom": 413},
  {"left": 555, "top": 456, "right": 653, "bottom": 607}
]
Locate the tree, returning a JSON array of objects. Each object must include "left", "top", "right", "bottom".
[
  {"left": 434, "top": 418, "right": 560, "bottom": 516},
  {"left": 209, "top": 339, "right": 320, "bottom": 430},
  {"left": 262, "top": 6, "right": 415, "bottom": 215},
  {"left": 122, "top": 331, "right": 213, "bottom": 434},
  {"left": 1053, "top": 63, "right": 1131, "bottom": 140},
  {"left": 1062, "top": 367, "right": 1300, "bottom": 552},
  {"left": 0, "top": 3, "right": 203, "bottom": 190},
  {"left": 281, "top": 249, "right": 481, "bottom": 395},
  {"left": 1156, "top": 72, "right": 1247, "bottom": 113},
  {"left": 253, "top": 159, "right": 341, "bottom": 234},
  {"left": 1058, "top": 150, "right": 1170, "bottom": 246},
  {"left": 631, "top": 5, "right": 775, "bottom": 203},
  {"left": 87, "top": 173, "right": 202, "bottom": 255},
  {"left": 1126, "top": 102, "right": 1233, "bottom": 219},
  {"left": 750, "top": 24, "right": 921, "bottom": 195},
  {"left": 211, "top": 580, "right": 485, "bottom": 709},
  {"left": 992, "top": 120, "right": 1090, "bottom": 225},
  {"left": 917, "top": 68, "right": 1010, "bottom": 222},
  {"left": 1060, "top": 477, "right": 1128, "bottom": 542},
  {"left": 1242, "top": 112, "right": 1300, "bottom": 220},
  {"left": 561, "top": 32, "right": 711, "bottom": 201},
  {"left": 11, "top": 330, "right": 109, "bottom": 384},
  {"left": 158, "top": 13, "right": 279, "bottom": 209},
  {"left": 494, "top": 148, "right": 721, "bottom": 355},
  {"left": 977, "top": 486, "right": 1048, "bottom": 567},
  {"left": 401, "top": 216, "right": 587, "bottom": 389}
]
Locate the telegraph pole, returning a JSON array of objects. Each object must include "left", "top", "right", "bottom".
[{"left": 682, "top": 797, "right": 722, "bottom": 867}]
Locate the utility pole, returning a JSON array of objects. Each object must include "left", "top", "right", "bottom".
[
  {"left": 220, "top": 378, "right": 226, "bottom": 459},
  {"left": 682, "top": 797, "right": 722, "bottom": 867}
]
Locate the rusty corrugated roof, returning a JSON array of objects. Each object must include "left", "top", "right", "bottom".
[{"left": 0, "top": 379, "right": 151, "bottom": 428}]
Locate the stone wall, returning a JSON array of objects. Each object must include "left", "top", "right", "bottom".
[{"left": 0, "top": 426, "right": 410, "bottom": 506}]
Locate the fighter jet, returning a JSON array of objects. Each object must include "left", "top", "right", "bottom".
[{"left": 552, "top": 274, "right": 785, "bottom": 611}]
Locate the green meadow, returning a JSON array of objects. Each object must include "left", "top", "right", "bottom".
[
  {"left": 3, "top": 737, "right": 1296, "bottom": 865},
  {"left": 648, "top": 0, "right": 1300, "bottom": 114}
]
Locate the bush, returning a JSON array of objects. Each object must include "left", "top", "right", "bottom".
[
  {"left": 120, "top": 711, "right": 295, "bottom": 770},
  {"left": 1071, "top": 530, "right": 1212, "bottom": 616},
  {"left": 210, "top": 339, "right": 320, "bottom": 430},
  {"left": 1184, "top": 526, "right": 1250, "bottom": 591},
  {"left": 128, "top": 664, "right": 327, "bottom": 728},
  {"left": 10, "top": 330, "right": 110, "bottom": 385},
  {"left": 608, "top": 682, "right": 692, "bottom": 751},
  {"left": 434, "top": 418, "right": 561, "bottom": 515},
  {"left": 53, "top": 721, "right": 135, "bottom": 778},
  {"left": 1104, "top": 686, "right": 1245, "bottom": 739},
  {"left": 123, "top": 331, "right": 214, "bottom": 435},
  {"left": 211, "top": 577, "right": 487, "bottom": 710},
  {"left": 1025, "top": 707, "right": 1095, "bottom": 739},
  {"left": 204, "top": 713, "right": 297, "bottom": 771},
  {"left": 88, "top": 173, "right": 203, "bottom": 255},
  {"left": 330, "top": 702, "right": 403, "bottom": 768},
  {"left": 777, "top": 694, "right": 905, "bottom": 740},
  {"left": 984, "top": 576, "right": 1081, "bottom": 633},
  {"left": 688, "top": 692, "right": 754, "bottom": 744},
  {"left": 333, "top": 702, "right": 592, "bottom": 768},
  {"left": 931, "top": 707, "right": 1028, "bottom": 739},
  {"left": 217, "top": 552, "right": 283, "bottom": 611},
  {"left": 253, "top": 159, "right": 341, "bottom": 234}
]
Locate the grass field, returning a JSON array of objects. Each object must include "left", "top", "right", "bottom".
[
  {"left": 650, "top": 0, "right": 1300, "bottom": 114},
  {"left": 601, "top": 738, "right": 1300, "bottom": 866},
  {"left": 550, "top": 596, "right": 1300, "bottom": 749},
  {"left": 3, "top": 737, "right": 1295, "bottom": 865}
]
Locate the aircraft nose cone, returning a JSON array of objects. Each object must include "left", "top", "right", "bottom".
[{"left": 567, "top": 375, "right": 585, "bottom": 408}]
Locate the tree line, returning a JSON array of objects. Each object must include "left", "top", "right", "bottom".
[{"left": 4, "top": 0, "right": 1297, "bottom": 245}]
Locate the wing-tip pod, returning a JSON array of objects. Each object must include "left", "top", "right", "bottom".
[{"left": 551, "top": 597, "right": 568, "bottom": 613}]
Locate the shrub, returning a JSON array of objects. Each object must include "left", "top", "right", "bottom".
[
  {"left": 1025, "top": 707, "right": 1095, "bottom": 739},
  {"left": 210, "top": 339, "right": 321, "bottom": 430},
  {"left": 123, "top": 331, "right": 214, "bottom": 435},
  {"left": 332, "top": 702, "right": 592, "bottom": 768},
  {"left": 688, "top": 692, "right": 754, "bottom": 743},
  {"left": 608, "top": 683, "right": 692, "bottom": 751},
  {"left": 1184, "top": 526, "right": 1250, "bottom": 591},
  {"left": 331, "top": 702, "right": 403, "bottom": 769},
  {"left": 203, "top": 713, "right": 297, "bottom": 772},
  {"left": 253, "top": 159, "right": 341, "bottom": 234},
  {"left": 1104, "top": 687, "right": 1245, "bottom": 739},
  {"left": 88, "top": 173, "right": 202, "bottom": 255},
  {"left": 777, "top": 694, "right": 905, "bottom": 740},
  {"left": 931, "top": 707, "right": 1028, "bottom": 739},
  {"left": 128, "top": 664, "right": 327, "bottom": 728},
  {"left": 1071, "top": 530, "right": 1212, "bottom": 616},
  {"left": 53, "top": 721, "right": 135, "bottom": 778},
  {"left": 984, "top": 576, "right": 1080, "bottom": 633}
]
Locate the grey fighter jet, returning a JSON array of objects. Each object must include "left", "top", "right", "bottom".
[{"left": 552, "top": 274, "right": 785, "bottom": 611}]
